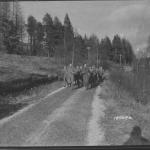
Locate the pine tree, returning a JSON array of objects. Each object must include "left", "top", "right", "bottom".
[
  {"left": 53, "top": 16, "right": 63, "bottom": 45},
  {"left": 43, "top": 13, "right": 55, "bottom": 57},
  {"left": 104, "top": 36, "right": 112, "bottom": 60},
  {"left": 13, "top": 1, "right": 25, "bottom": 42},
  {"left": 27, "top": 15, "right": 37, "bottom": 55},
  {"left": 146, "top": 36, "right": 150, "bottom": 57},
  {"left": 35, "top": 22, "right": 44, "bottom": 55},
  {"left": 73, "top": 33, "right": 86, "bottom": 65},
  {"left": 88, "top": 34, "right": 99, "bottom": 66},
  {"left": 11, "top": 1, "right": 25, "bottom": 54},
  {"left": 0, "top": 2, "right": 11, "bottom": 52},
  {"left": 64, "top": 13, "right": 74, "bottom": 64},
  {"left": 122, "top": 38, "right": 134, "bottom": 64},
  {"left": 112, "top": 34, "right": 123, "bottom": 63},
  {"left": 99, "top": 36, "right": 112, "bottom": 62}
]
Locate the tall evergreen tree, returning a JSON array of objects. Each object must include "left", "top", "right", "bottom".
[
  {"left": 64, "top": 13, "right": 74, "bottom": 64},
  {"left": 99, "top": 36, "right": 112, "bottom": 62},
  {"left": 83, "top": 34, "right": 89, "bottom": 61},
  {"left": 11, "top": 1, "right": 25, "bottom": 54},
  {"left": 0, "top": 2, "right": 11, "bottom": 52},
  {"left": 43, "top": 13, "right": 55, "bottom": 57},
  {"left": 13, "top": 1, "right": 25, "bottom": 42},
  {"left": 3, "top": 20, "right": 17, "bottom": 54},
  {"left": 146, "top": 36, "right": 150, "bottom": 57},
  {"left": 0, "top": 2, "right": 25, "bottom": 54},
  {"left": 122, "top": 38, "right": 134, "bottom": 64},
  {"left": 27, "top": 15, "right": 37, "bottom": 55},
  {"left": 88, "top": 34, "right": 99, "bottom": 65},
  {"left": 53, "top": 16, "right": 63, "bottom": 45},
  {"left": 36, "top": 22, "right": 44, "bottom": 43},
  {"left": 112, "top": 34, "right": 123, "bottom": 63},
  {"left": 73, "top": 33, "right": 87, "bottom": 65},
  {"left": 1, "top": 2, "right": 11, "bottom": 20},
  {"left": 104, "top": 36, "right": 112, "bottom": 60},
  {"left": 35, "top": 22, "right": 44, "bottom": 55}
]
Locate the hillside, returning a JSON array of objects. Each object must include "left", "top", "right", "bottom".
[{"left": 0, "top": 53, "right": 63, "bottom": 82}]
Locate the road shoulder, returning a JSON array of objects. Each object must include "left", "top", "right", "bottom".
[
  {"left": 100, "top": 80, "right": 150, "bottom": 145},
  {"left": 86, "top": 85, "right": 108, "bottom": 145}
]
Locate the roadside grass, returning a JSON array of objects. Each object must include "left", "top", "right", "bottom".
[
  {"left": 0, "top": 53, "right": 64, "bottom": 96},
  {"left": 100, "top": 68, "right": 150, "bottom": 145},
  {"left": 0, "top": 81, "right": 64, "bottom": 120},
  {"left": 0, "top": 74, "right": 59, "bottom": 96},
  {"left": 0, "top": 53, "right": 63, "bottom": 82},
  {"left": 14, "top": 81, "right": 64, "bottom": 104},
  {"left": 109, "top": 65, "right": 150, "bottom": 105},
  {"left": 0, "top": 53, "right": 64, "bottom": 119}
]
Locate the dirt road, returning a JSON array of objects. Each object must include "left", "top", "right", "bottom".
[{"left": 0, "top": 85, "right": 106, "bottom": 146}]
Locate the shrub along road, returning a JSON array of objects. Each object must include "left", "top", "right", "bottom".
[{"left": 0, "top": 84, "right": 107, "bottom": 146}]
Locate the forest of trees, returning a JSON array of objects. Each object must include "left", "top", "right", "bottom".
[
  {"left": 0, "top": 2, "right": 135, "bottom": 66},
  {"left": 0, "top": 1, "right": 25, "bottom": 54}
]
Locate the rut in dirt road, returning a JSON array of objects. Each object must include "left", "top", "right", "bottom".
[
  {"left": 86, "top": 85, "right": 107, "bottom": 145},
  {"left": 24, "top": 85, "right": 107, "bottom": 146},
  {"left": 0, "top": 87, "right": 74, "bottom": 146},
  {"left": 23, "top": 87, "right": 95, "bottom": 146},
  {"left": 0, "top": 84, "right": 106, "bottom": 146}
]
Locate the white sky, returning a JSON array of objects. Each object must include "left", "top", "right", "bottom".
[{"left": 20, "top": 0, "right": 150, "bottom": 51}]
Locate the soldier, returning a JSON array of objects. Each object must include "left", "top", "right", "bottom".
[
  {"left": 84, "top": 66, "right": 91, "bottom": 89},
  {"left": 79, "top": 65, "right": 83, "bottom": 86},
  {"left": 98, "top": 66, "right": 103, "bottom": 83},
  {"left": 100, "top": 66, "right": 105, "bottom": 81},
  {"left": 63, "top": 66, "right": 70, "bottom": 87},
  {"left": 74, "top": 65, "right": 80, "bottom": 88},
  {"left": 68, "top": 64, "right": 73, "bottom": 87},
  {"left": 82, "top": 64, "right": 88, "bottom": 88},
  {"left": 97, "top": 66, "right": 101, "bottom": 83},
  {"left": 95, "top": 67, "right": 99, "bottom": 84},
  {"left": 92, "top": 65, "right": 97, "bottom": 86},
  {"left": 63, "top": 65, "right": 69, "bottom": 87},
  {"left": 89, "top": 66, "right": 94, "bottom": 88},
  {"left": 69, "top": 64, "right": 76, "bottom": 89}
]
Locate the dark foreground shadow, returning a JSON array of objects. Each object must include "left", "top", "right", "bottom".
[{"left": 123, "top": 126, "right": 150, "bottom": 145}]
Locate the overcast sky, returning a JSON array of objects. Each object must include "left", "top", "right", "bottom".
[{"left": 20, "top": 0, "right": 150, "bottom": 52}]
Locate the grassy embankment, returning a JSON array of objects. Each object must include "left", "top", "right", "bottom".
[
  {"left": 0, "top": 53, "right": 64, "bottom": 119},
  {"left": 99, "top": 62, "right": 150, "bottom": 145}
]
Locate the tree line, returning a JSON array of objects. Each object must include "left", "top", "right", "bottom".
[
  {"left": 26, "top": 13, "right": 88, "bottom": 65},
  {"left": 0, "top": 1, "right": 25, "bottom": 54},
  {"left": 0, "top": 2, "right": 135, "bottom": 66}
]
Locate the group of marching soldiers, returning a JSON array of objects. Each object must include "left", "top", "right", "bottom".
[{"left": 63, "top": 63, "right": 104, "bottom": 90}]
